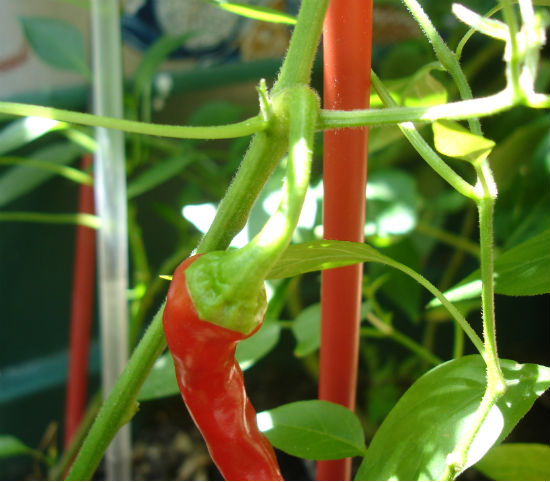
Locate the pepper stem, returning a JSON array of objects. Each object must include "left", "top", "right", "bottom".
[{"left": 187, "top": 86, "right": 320, "bottom": 334}]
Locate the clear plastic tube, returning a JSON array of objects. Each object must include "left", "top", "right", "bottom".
[{"left": 90, "top": 1, "right": 131, "bottom": 480}]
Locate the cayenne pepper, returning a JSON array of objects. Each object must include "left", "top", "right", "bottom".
[{"left": 163, "top": 254, "right": 284, "bottom": 481}]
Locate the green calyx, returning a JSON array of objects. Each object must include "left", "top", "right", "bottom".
[{"left": 186, "top": 250, "right": 268, "bottom": 335}]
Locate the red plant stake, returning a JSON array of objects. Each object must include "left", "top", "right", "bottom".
[
  {"left": 64, "top": 155, "right": 96, "bottom": 447},
  {"left": 318, "top": 1, "right": 373, "bottom": 480}
]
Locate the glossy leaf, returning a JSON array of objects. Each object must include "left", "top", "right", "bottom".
[
  {"left": 259, "top": 400, "right": 366, "bottom": 460},
  {"left": 433, "top": 119, "right": 495, "bottom": 164},
  {"left": 355, "top": 356, "right": 550, "bottom": 481},
  {"left": 291, "top": 303, "right": 321, "bottom": 357},
  {"left": 19, "top": 16, "right": 90, "bottom": 78},
  {"left": 0, "top": 435, "right": 33, "bottom": 459},
  {"left": 430, "top": 229, "right": 550, "bottom": 307},
  {"left": 475, "top": 443, "right": 550, "bottom": 481}
]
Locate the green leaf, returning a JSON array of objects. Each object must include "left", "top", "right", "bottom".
[
  {"left": 355, "top": 356, "right": 550, "bottom": 481},
  {"left": 127, "top": 153, "right": 197, "bottom": 199},
  {"left": 259, "top": 400, "right": 366, "bottom": 460},
  {"left": 475, "top": 443, "right": 550, "bottom": 481},
  {"left": 433, "top": 119, "right": 495, "bottom": 164},
  {"left": 139, "top": 322, "right": 280, "bottom": 401},
  {"left": 0, "top": 435, "right": 34, "bottom": 459},
  {"left": 19, "top": 16, "right": 90, "bottom": 79},
  {"left": 0, "top": 142, "right": 84, "bottom": 207},
  {"left": 206, "top": 1, "right": 296, "bottom": 24},
  {"left": 430, "top": 229, "right": 550, "bottom": 306},
  {"left": 236, "top": 321, "right": 281, "bottom": 370},
  {"left": 291, "top": 303, "right": 321, "bottom": 357}
]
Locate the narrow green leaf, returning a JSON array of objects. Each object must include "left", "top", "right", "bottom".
[
  {"left": 0, "top": 435, "right": 34, "bottom": 459},
  {"left": 19, "top": 16, "right": 90, "bottom": 79},
  {"left": 207, "top": 1, "right": 296, "bottom": 24},
  {"left": 433, "top": 119, "right": 495, "bottom": 164},
  {"left": 355, "top": 356, "right": 550, "bottom": 481},
  {"left": 475, "top": 443, "right": 550, "bottom": 481},
  {"left": 0, "top": 142, "right": 85, "bottom": 207},
  {"left": 259, "top": 400, "right": 366, "bottom": 460},
  {"left": 429, "top": 229, "right": 550, "bottom": 306},
  {"left": 291, "top": 303, "right": 321, "bottom": 357}
]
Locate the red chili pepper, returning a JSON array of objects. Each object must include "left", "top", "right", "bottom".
[{"left": 163, "top": 254, "right": 283, "bottom": 481}]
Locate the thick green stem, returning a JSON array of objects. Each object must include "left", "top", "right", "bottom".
[
  {"left": 197, "top": 130, "right": 287, "bottom": 253},
  {"left": 66, "top": 309, "right": 166, "bottom": 480},
  {"left": 272, "top": 0, "right": 329, "bottom": 92}
]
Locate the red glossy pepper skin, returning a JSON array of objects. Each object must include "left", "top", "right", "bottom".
[{"left": 163, "top": 255, "right": 283, "bottom": 481}]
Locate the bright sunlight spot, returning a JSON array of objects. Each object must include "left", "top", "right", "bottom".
[
  {"left": 256, "top": 411, "right": 274, "bottom": 432},
  {"left": 182, "top": 203, "right": 249, "bottom": 247}
]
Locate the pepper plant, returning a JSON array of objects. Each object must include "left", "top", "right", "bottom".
[{"left": 0, "top": 0, "right": 549, "bottom": 480}]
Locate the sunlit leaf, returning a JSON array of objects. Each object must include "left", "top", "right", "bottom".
[
  {"left": 355, "top": 356, "right": 550, "bottom": 480},
  {"left": 259, "top": 400, "right": 366, "bottom": 460},
  {"left": 433, "top": 119, "right": 495, "bottom": 164}
]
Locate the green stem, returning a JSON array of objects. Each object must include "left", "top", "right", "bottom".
[
  {"left": 272, "top": 0, "right": 329, "bottom": 92},
  {"left": 0, "top": 212, "right": 100, "bottom": 229},
  {"left": 475, "top": 161, "right": 505, "bottom": 388},
  {"left": 0, "top": 157, "right": 93, "bottom": 185},
  {"left": 318, "top": 89, "right": 514, "bottom": 130},
  {"left": 499, "top": 0, "right": 522, "bottom": 95},
  {"left": 66, "top": 308, "right": 166, "bottom": 480},
  {"left": 401, "top": 0, "right": 482, "bottom": 135},
  {"left": 415, "top": 220, "right": 480, "bottom": 258},
  {"left": 370, "top": 71, "right": 477, "bottom": 199},
  {"left": 0, "top": 101, "right": 267, "bottom": 140},
  {"left": 196, "top": 129, "right": 287, "bottom": 253},
  {"left": 366, "top": 312, "right": 442, "bottom": 366},
  {"left": 187, "top": 86, "right": 319, "bottom": 333}
]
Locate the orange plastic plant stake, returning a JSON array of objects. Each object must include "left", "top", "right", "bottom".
[
  {"left": 65, "top": 155, "right": 96, "bottom": 447},
  {"left": 318, "top": 0, "right": 373, "bottom": 480}
]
